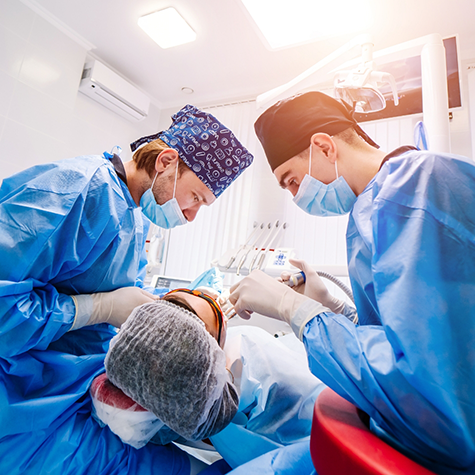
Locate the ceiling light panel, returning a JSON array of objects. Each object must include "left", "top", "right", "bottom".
[
  {"left": 138, "top": 8, "right": 196, "bottom": 49},
  {"left": 240, "top": 0, "right": 373, "bottom": 50}
]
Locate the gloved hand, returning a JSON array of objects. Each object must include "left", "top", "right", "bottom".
[
  {"left": 281, "top": 259, "right": 345, "bottom": 314},
  {"left": 229, "top": 270, "right": 309, "bottom": 324},
  {"left": 71, "top": 287, "right": 159, "bottom": 330},
  {"left": 217, "top": 289, "right": 237, "bottom": 320}
]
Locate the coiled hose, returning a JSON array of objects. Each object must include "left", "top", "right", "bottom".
[{"left": 317, "top": 271, "right": 355, "bottom": 304}]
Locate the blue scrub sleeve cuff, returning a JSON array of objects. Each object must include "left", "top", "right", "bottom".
[
  {"left": 290, "top": 299, "right": 329, "bottom": 341},
  {"left": 342, "top": 301, "right": 358, "bottom": 324},
  {"left": 69, "top": 294, "right": 93, "bottom": 331}
]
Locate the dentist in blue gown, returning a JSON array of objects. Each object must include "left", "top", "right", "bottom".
[
  {"left": 0, "top": 104, "right": 253, "bottom": 475},
  {"left": 229, "top": 92, "right": 475, "bottom": 475}
]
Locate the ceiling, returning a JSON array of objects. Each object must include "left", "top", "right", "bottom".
[{"left": 31, "top": 0, "right": 475, "bottom": 109}]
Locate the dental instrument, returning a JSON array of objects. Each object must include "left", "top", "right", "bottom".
[
  {"left": 256, "top": 222, "right": 287, "bottom": 271},
  {"left": 285, "top": 270, "right": 355, "bottom": 304},
  {"left": 225, "top": 222, "right": 260, "bottom": 269},
  {"left": 236, "top": 223, "right": 271, "bottom": 275}
]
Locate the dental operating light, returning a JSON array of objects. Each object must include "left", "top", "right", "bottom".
[
  {"left": 138, "top": 8, "right": 196, "bottom": 49},
  {"left": 257, "top": 35, "right": 399, "bottom": 113},
  {"left": 257, "top": 33, "right": 450, "bottom": 153},
  {"left": 333, "top": 40, "right": 399, "bottom": 113}
]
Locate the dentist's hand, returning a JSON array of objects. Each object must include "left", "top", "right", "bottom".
[
  {"left": 281, "top": 259, "right": 345, "bottom": 314},
  {"left": 229, "top": 270, "right": 309, "bottom": 324},
  {"left": 71, "top": 287, "right": 159, "bottom": 330},
  {"left": 91, "top": 287, "right": 159, "bottom": 327}
]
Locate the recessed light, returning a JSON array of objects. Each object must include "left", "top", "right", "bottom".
[
  {"left": 138, "top": 8, "right": 196, "bottom": 49},
  {"left": 240, "top": 0, "right": 372, "bottom": 50},
  {"left": 181, "top": 87, "right": 194, "bottom": 94}
]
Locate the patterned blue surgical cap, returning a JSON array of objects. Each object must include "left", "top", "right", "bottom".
[{"left": 130, "top": 105, "right": 254, "bottom": 198}]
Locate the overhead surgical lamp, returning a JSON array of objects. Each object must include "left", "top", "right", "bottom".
[
  {"left": 333, "top": 41, "right": 399, "bottom": 113},
  {"left": 256, "top": 35, "right": 397, "bottom": 113},
  {"left": 256, "top": 33, "right": 450, "bottom": 153}
]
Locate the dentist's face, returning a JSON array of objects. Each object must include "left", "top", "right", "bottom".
[
  {"left": 273, "top": 154, "right": 310, "bottom": 197},
  {"left": 151, "top": 149, "right": 217, "bottom": 222}
]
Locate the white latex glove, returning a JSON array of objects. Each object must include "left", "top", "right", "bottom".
[
  {"left": 71, "top": 287, "right": 159, "bottom": 330},
  {"left": 281, "top": 259, "right": 345, "bottom": 314},
  {"left": 229, "top": 270, "right": 309, "bottom": 324},
  {"left": 218, "top": 289, "right": 237, "bottom": 320}
]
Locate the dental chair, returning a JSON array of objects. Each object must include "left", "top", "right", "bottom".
[{"left": 310, "top": 388, "right": 437, "bottom": 475}]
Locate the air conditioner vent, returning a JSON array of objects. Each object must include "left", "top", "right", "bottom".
[{"left": 79, "top": 60, "right": 150, "bottom": 122}]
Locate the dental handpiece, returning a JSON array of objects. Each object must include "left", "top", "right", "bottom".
[
  {"left": 284, "top": 270, "right": 355, "bottom": 303},
  {"left": 284, "top": 271, "right": 306, "bottom": 287}
]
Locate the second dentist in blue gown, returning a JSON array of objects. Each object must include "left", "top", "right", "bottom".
[{"left": 229, "top": 91, "right": 475, "bottom": 475}]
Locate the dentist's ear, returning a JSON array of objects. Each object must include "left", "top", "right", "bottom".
[
  {"left": 154, "top": 148, "right": 180, "bottom": 173},
  {"left": 310, "top": 133, "right": 338, "bottom": 164}
]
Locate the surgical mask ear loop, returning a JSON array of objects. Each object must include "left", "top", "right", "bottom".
[
  {"left": 308, "top": 144, "right": 312, "bottom": 177},
  {"left": 149, "top": 154, "right": 179, "bottom": 199},
  {"left": 148, "top": 159, "right": 178, "bottom": 204},
  {"left": 335, "top": 160, "right": 339, "bottom": 179},
  {"left": 172, "top": 160, "right": 179, "bottom": 199},
  {"left": 150, "top": 171, "right": 159, "bottom": 193}
]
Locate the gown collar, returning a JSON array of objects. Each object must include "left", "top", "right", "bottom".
[
  {"left": 103, "top": 151, "right": 128, "bottom": 186},
  {"left": 378, "top": 145, "right": 418, "bottom": 171},
  {"left": 108, "top": 153, "right": 128, "bottom": 186}
]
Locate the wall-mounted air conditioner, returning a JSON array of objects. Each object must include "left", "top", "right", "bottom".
[{"left": 79, "top": 60, "right": 150, "bottom": 122}]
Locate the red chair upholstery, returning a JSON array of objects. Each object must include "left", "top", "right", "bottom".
[{"left": 310, "top": 387, "right": 437, "bottom": 475}]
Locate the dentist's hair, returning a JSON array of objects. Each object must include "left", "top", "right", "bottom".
[
  {"left": 334, "top": 127, "right": 367, "bottom": 146},
  {"left": 296, "top": 127, "right": 371, "bottom": 160},
  {"left": 132, "top": 138, "right": 190, "bottom": 178}
]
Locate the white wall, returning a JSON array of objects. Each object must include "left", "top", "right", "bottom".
[
  {"left": 465, "top": 59, "right": 475, "bottom": 158},
  {"left": 0, "top": 0, "right": 161, "bottom": 181}
]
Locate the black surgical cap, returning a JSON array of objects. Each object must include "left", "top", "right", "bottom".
[{"left": 254, "top": 91, "right": 379, "bottom": 171}]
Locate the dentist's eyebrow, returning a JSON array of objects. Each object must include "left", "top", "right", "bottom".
[{"left": 279, "top": 170, "right": 292, "bottom": 189}]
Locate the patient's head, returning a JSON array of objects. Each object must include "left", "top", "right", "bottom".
[
  {"left": 161, "top": 288, "right": 227, "bottom": 348},
  {"left": 105, "top": 300, "right": 238, "bottom": 441}
]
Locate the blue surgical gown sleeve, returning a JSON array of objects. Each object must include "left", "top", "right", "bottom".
[
  {"left": 0, "top": 156, "right": 192, "bottom": 474},
  {"left": 0, "top": 156, "right": 145, "bottom": 357},
  {"left": 290, "top": 152, "right": 475, "bottom": 474}
]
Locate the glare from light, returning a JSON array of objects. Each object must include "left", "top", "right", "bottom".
[
  {"left": 240, "top": 0, "right": 373, "bottom": 50},
  {"left": 138, "top": 8, "right": 196, "bottom": 49}
]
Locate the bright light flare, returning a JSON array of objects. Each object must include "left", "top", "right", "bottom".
[{"left": 240, "top": 0, "right": 373, "bottom": 49}]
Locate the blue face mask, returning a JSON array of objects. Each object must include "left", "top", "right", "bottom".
[
  {"left": 293, "top": 145, "right": 357, "bottom": 217},
  {"left": 140, "top": 165, "right": 187, "bottom": 229}
]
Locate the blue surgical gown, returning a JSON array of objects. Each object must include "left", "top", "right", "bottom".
[
  {"left": 291, "top": 150, "right": 475, "bottom": 474},
  {"left": 0, "top": 156, "right": 190, "bottom": 474}
]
